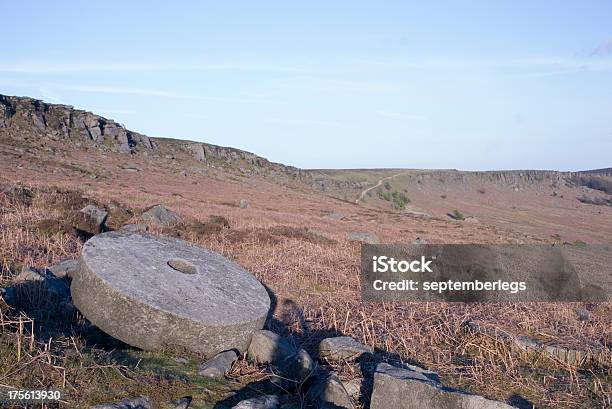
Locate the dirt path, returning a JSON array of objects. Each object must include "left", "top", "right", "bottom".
[{"left": 355, "top": 172, "right": 411, "bottom": 203}]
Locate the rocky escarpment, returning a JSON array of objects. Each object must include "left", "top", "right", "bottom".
[{"left": 0, "top": 94, "right": 308, "bottom": 181}]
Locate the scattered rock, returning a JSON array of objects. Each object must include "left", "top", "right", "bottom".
[
  {"left": 172, "top": 396, "right": 192, "bottom": 409},
  {"left": 307, "top": 372, "right": 354, "bottom": 409},
  {"left": 464, "top": 320, "right": 603, "bottom": 365},
  {"left": 318, "top": 336, "right": 373, "bottom": 362},
  {"left": 324, "top": 211, "right": 344, "bottom": 221},
  {"left": 575, "top": 307, "right": 591, "bottom": 321},
  {"left": 48, "top": 259, "right": 79, "bottom": 278},
  {"left": 342, "top": 378, "right": 363, "bottom": 399},
  {"left": 91, "top": 396, "right": 152, "bottom": 409},
  {"left": 71, "top": 231, "right": 270, "bottom": 356},
  {"left": 239, "top": 199, "right": 249, "bottom": 209},
  {"left": 370, "top": 363, "right": 512, "bottom": 409},
  {"left": 198, "top": 350, "right": 238, "bottom": 378},
  {"left": 80, "top": 204, "right": 108, "bottom": 234},
  {"left": 232, "top": 395, "right": 280, "bottom": 409},
  {"left": 248, "top": 330, "right": 298, "bottom": 365},
  {"left": 247, "top": 330, "right": 315, "bottom": 384},
  {"left": 347, "top": 232, "right": 380, "bottom": 244},
  {"left": 120, "top": 223, "right": 149, "bottom": 233},
  {"left": 141, "top": 204, "right": 182, "bottom": 227},
  {"left": 14, "top": 266, "right": 46, "bottom": 283}
]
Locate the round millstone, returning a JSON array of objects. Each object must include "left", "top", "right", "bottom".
[{"left": 71, "top": 231, "right": 270, "bottom": 357}]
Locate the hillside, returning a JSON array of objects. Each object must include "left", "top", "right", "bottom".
[{"left": 0, "top": 94, "right": 610, "bottom": 408}]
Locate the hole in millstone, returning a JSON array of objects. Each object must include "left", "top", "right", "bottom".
[{"left": 167, "top": 259, "right": 198, "bottom": 274}]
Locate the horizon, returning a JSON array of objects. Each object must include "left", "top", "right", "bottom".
[{"left": 1, "top": 2, "right": 611, "bottom": 171}]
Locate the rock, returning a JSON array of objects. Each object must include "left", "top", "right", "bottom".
[
  {"left": 342, "top": 378, "right": 363, "bottom": 399},
  {"left": 141, "top": 205, "right": 181, "bottom": 227},
  {"left": 120, "top": 224, "right": 149, "bottom": 233},
  {"left": 248, "top": 330, "right": 315, "bottom": 384},
  {"left": 370, "top": 363, "right": 513, "bottom": 409},
  {"left": 575, "top": 307, "right": 591, "bottom": 321},
  {"left": 90, "top": 396, "right": 152, "bottom": 409},
  {"left": 80, "top": 205, "right": 108, "bottom": 233},
  {"left": 324, "top": 211, "right": 344, "bottom": 221},
  {"left": 232, "top": 395, "right": 279, "bottom": 409},
  {"left": 14, "top": 266, "right": 46, "bottom": 283},
  {"left": 347, "top": 232, "right": 379, "bottom": 244},
  {"left": 198, "top": 350, "right": 238, "bottom": 378},
  {"left": 318, "top": 336, "right": 373, "bottom": 362},
  {"left": 307, "top": 372, "right": 354, "bottom": 409},
  {"left": 48, "top": 259, "right": 79, "bottom": 278},
  {"left": 239, "top": 199, "right": 249, "bottom": 209},
  {"left": 71, "top": 231, "right": 270, "bottom": 356},
  {"left": 248, "top": 330, "right": 297, "bottom": 365},
  {"left": 172, "top": 396, "right": 192, "bottom": 409}
]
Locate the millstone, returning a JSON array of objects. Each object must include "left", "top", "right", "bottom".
[{"left": 71, "top": 231, "right": 270, "bottom": 357}]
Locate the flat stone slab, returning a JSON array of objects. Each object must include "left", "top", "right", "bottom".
[
  {"left": 71, "top": 231, "right": 270, "bottom": 357},
  {"left": 318, "top": 336, "right": 373, "bottom": 362},
  {"left": 371, "top": 363, "right": 513, "bottom": 409}
]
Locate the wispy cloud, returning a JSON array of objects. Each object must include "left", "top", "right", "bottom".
[
  {"left": 3, "top": 57, "right": 612, "bottom": 76},
  {"left": 264, "top": 118, "right": 342, "bottom": 127},
  {"left": 590, "top": 39, "right": 612, "bottom": 57},
  {"left": 377, "top": 111, "right": 423, "bottom": 120},
  {"left": 0, "top": 61, "right": 311, "bottom": 74},
  {"left": 39, "top": 83, "right": 277, "bottom": 105}
]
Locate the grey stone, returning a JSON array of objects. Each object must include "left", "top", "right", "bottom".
[
  {"left": 71, "top": 232, "right": 270, "bottom": 357},
  {"left": 346, "top": 232, "right": 379, "bottom": 244},
  {"left": 342, "top": 378, "right": 363, "bottom": 399},
  {"left": 370, "top": 363, "right": 513, "bottom": 409},
  {"left": 48, "top": 259, "right": 79, "bottom": 278},
  {"left": 575, "top": 307, "right": 591, "bottom": 321},
  {"left": 308, "top": 372, "right": 354, "bottom": 409},
  {"left": 324, "top": 211, "right": 344, "bottom": 221},
  {"left": 198, "top": 350, "right": 238, "bottom": 378},
  {"left": 239, "top": 199, "right": 249, "bottom": 209},
  {"left": 173, "top": 396, "right": 192, "bottom": 409},
  {"left": 232, "top": 395, "right": 279, "bottom": 409},
  {"left": 14, "top": 266, "right": 46, "bottom": 283},
  {"left": 248, "top": 330, "right": 297, "bottom": 365},
  {"left": 247, "top": 331, "right": 315, "bottom": 384},
  {"left": 90, "top": 396, "right": 152, "bottom": 409},
  {"left": 141, "top": 204, "right": 181, "bottom": 227},
  {"left": 318, "top": 336, "right": 373, "bottom": 362},
  {"left": 120, "top": 224, "right": 149, "bottom": 233},
  {"left": 80, "top": 205, "right": 108, "bottom": 233}
]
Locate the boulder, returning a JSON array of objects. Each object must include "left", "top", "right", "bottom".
[
  {"left": 247, "top": 330, "right": 315, "bottom": 383},
  {"left": 14, "top": 266, "right": 46, "bottom": 283},
  {"left": 307, "top": 372, "right": 354, "bottom": 409},
  {"left": 141, "top": 205, "right": 181, "bottom": 227},
  {"left": 198, "top": 350, "right": 238, "bottom": 378},
  {"left": 346, "top": 232, "right": 379, "bottom": 244},
  {"left": 80, "top": 205, "right": 108, "bottom": 234},
  {"left": 318, "top": 336, "right": 373, "bottom": 362},
  {"left": 120, "top": 224, "right": 149, "bottom": 233},
  {"left": 48, "top": 259, "right": 79, "bottom": 278},
  {"left": 91, "top": 396, "right": 152, "bottom": 409},
  {"left": 232, "top": 395, "right": 279, "bottom": 409},
  {"left": 342, "top": 378, "right": 363, "bottom": 399},
  {"left": 239, "top": 199, "right": 249, "bottom": 209},
  {"left": 71, "top": 232, "right": 270, "bottom": 357},
  {"left": 370, "top": 363, "right": 513, "bottom": 409},
  {"left": 172, "top": 396, "right": 192, "bottom": 409}
]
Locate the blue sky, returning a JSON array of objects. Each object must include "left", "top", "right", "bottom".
[{"left": 1, "top": 1, "right": 611, "bottom": 171}]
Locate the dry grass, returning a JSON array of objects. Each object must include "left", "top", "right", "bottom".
[{"left": 0, "top": 183, "right": 610, "bottom": 408}]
